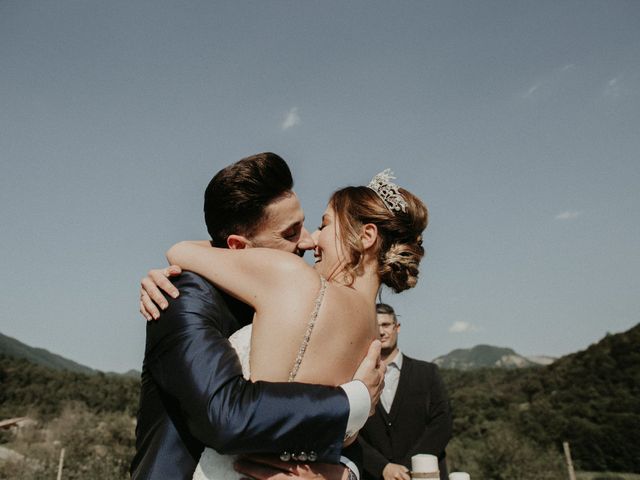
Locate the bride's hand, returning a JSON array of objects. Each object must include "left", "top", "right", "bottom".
[
  {"left": 235, "top": 455, "right": 351, "bottom": 480},
  {"left": 352, "top": 340, "right": 386, "bottom": 416},
  {"left": 139, "top": 266, "right": 182, "bottom": 321},
  {"left": 343, "top": 432, "right": 357, "bottom": 447}
]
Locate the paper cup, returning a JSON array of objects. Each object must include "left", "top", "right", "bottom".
[
  {"left": 449, "top": 473, "right": 470, "bottom": 480},
  {"left": 411, "top": 454, "right": 439, "bottom": 478}
]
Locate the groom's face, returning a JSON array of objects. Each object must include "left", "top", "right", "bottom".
[{"left": 246, "top": 191, "right": 314, "bottom": 255}]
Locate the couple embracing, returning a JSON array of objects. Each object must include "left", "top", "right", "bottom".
[{"left": 130, "top": 153, "right": 428, "bottom": 480}]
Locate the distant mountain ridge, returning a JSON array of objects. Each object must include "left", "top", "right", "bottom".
[
  {"left": 0, "top": 332, "right": 97, "bottom": 374},
  {"left": 434, "top": 344, "right": 555, "bottom": 370},
  {"left": 3, "top": 329, "right": 552, "bottom": 375},
  {"left": 0, "top": 331, "right": 143, "bottom": 377}
]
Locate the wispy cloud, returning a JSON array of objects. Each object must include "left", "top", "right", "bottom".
[
  {"left": 281, "top": 107, "right": 300, "bottom": 130},
  {"left": 604, "top": 77, "right": 621, "bottom": 98},
  {"left": 555, "top": 210, "right": 581, "bottom": 221},
  {"left": 521, "top": 63, "right": 576, "bottom": 99},
  {"left": 523, "top": 83, "right": 540, "bottom": 98},
  {"left": 449, "top": 321, "right": 479, "bottom": 334}
]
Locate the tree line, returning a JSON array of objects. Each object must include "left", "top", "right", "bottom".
[
  {"left": 1, "top": 322, "right": 638, "bottom": 479},
  {"left": 442, "top": 323, "right": 640, "bottom": 477}
]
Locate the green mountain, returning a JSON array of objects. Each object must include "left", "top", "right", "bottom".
[
  {"left": 434, "top": 344, "right": 551, "bottom": 369},
  {"left": 442, "top": 323, "right": 640, "bottom": 475},
  {"left": 0, "top": 354, "right": 139, "bottom": 478},
  {"left": 521, "top": 323, "right": 640, "bottom": 472},
  {"left": 0, "top": 332, "right": 95, "bottom": 375}
]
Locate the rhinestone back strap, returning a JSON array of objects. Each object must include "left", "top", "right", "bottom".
[{"left": 288, "top": 276, "right": 328, "bottom": 382}]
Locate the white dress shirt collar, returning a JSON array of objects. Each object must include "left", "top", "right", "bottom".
[{"left": 387, "top": 350, "right": 403, "bottom": 370}]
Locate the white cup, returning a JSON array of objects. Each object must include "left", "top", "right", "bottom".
[
  {"left": 449, "top": 473, "right": 470, "bottom": 480},
  {"left": 411, "top": 454, "right": 439, "bottom": 478}
]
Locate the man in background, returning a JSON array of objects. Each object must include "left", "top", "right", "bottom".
[{"left": 359, "top": 304, "right": 452, "bottom": 480}]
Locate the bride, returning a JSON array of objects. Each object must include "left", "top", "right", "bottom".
[{"left": 162, "top": 171, "right": 428, "bottom": 480}]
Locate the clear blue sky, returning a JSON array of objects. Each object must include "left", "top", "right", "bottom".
[{"left": 1, "top": 1, "right": 638, "bottom": 372}]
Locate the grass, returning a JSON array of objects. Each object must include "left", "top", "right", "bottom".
[{"left": 576, "top": 472, "right": 640, "bottom": 480}]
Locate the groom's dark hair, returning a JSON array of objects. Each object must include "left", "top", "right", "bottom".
[{"left": 204, "top": 152, "right": 294, "bottom": 247}]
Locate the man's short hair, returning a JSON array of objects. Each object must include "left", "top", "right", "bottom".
[
  {"left": 204, "top": 152, "right": 294, "bottom": 247},
  {"left": 376, "top": 303, "right": 398, "bottom": 323}
]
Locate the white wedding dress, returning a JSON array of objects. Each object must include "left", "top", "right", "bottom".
[{"left": 192, "top": 277, "right": 328, "bottom": 480}]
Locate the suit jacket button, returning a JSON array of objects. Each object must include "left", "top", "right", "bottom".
[
  {"left": 298, "top": 452, "right": 308, "bottom": 462},
  {"left": 388, "top": 422, "right": 392, "bottom": 426},
  {"left": 280, "top": 452, "right": 291, "bottom": 462},
  {"left": 308, "top": 451, "right": 318, "bottom": 462},
  {"left": 291, "top": 453, "right": 298, "bottom": 461}
]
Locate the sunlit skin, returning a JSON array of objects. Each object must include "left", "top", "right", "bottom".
[
  {"left": 227, "top": 191, "right": 314, "bottom": 255},
  {"left": 139, "top": 191, "right": 314, "bottom": 319},
  {"left": 310, "top": 204, "right": 382, "bottom": 300},
  {"left": 139, "top": 190, "right": 387, "bottom": 480},
  {"left": 164, "top": 199, "right": 382, "bottom": 387},
  {"left": 311, "top": 206, "right": 349, "bottom": 281}
]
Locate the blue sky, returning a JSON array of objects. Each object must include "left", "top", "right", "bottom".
[{"left": 1, "top": 1, "right": 639, "bottom": 372}]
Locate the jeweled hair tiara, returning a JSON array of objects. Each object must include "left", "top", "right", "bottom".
[{"left": 367, "top": 169, "right": 408, "bottom": 213}]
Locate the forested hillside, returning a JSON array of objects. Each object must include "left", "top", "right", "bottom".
[
  {"left": 0, "top": 324, "right": 638, "bottom": 479},
  {"left": 442, "top": 323, "right": 640, "bottom": 477},
  {"left": 0, "top": 355, "right": 139, "bottom": 479},
  {"left": 0, "top": 355, "right": 139, "bottom": 420},
  {"left": 0, "top": 332, "right": 95, "bottom": 375}
]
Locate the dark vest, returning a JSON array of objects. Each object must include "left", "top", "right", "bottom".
[{"left": 359, "top": 355, "right": 452, "bottom": 480}]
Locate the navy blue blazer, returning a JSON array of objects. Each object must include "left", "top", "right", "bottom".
[
  {"left": 131, "top": 272, "right": 351, "bottom": 479},
  {"left": 358, "top": 356, "right": 452, "bottom": 480}
]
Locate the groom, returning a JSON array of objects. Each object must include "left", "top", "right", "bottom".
[{"left": 131, "top": 153, "right": 385, "bottom": 479}]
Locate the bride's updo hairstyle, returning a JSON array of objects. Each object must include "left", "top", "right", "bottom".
[{"left": 330, "top": 180, "right": 428, "bottom": 293}]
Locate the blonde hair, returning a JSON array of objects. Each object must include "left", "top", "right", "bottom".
[{"left": 329, "top": 186, "right": 428, "bottom": 293}]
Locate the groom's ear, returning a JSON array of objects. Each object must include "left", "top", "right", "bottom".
[{"left": 226, "top": 234, "right": 252, "bottom": 250}]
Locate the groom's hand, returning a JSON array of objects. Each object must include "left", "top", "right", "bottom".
[
  {"left": 235, "top": 455, "right": 351, "bottom": 480},
  {"left": 139, "top": 265, "right": 182, "bottom": 320},
  {"left": 353, "top": 340, "right": 386, "bottom": 416}
]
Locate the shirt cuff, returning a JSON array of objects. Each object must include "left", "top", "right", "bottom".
[
  {"left": 340, "top": 455, "right": 360, "bottom": 480},
  {"left": 340, "top": 380, "right": 370, "bottom": 438}
]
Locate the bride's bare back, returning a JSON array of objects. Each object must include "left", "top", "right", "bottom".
[
  {"left": 249, "top": 267, "right": 378, "bottom": 386},
  {"left": 167, "top": 180, "right": 427, "bottom": 395},
  {"left": 166, "top": 241, "right": 378, "bottom": 387}
]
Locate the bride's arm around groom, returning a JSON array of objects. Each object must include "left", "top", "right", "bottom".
[
  {"left": 131, "top": 152, "right": 384, "bottom": 480},
  {"left": 131, "top": 269, "right": 379, "bottom": 479}
]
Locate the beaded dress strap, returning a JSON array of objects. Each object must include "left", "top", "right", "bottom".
[{"left": 288, "top": 276, "right": 328, "bottom": 382}]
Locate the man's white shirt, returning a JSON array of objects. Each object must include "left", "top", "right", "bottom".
[{"left": 380, "top": 351, "right": 403, "bottom": 413}]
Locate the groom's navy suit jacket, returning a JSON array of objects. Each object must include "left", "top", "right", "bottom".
[{"left": 131, "top": 272, "right": 353, "bottom": 479}]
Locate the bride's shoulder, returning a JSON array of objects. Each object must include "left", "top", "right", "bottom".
[{"left": 252, "top": 248, "right": 318, "bottom": 282}]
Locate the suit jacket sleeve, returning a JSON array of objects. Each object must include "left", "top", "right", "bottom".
[
  {"left": 358, "top": 434, "right": 390, "bottom": 479},
  {"left": 145, "top": 271, "right": 349, "bottom": 463},
  {"left": 341, "top": 437, "right": 364, "bottom": 477},
  {"left": 398, "top": 364, "right": 452, "bottom": 466}
]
